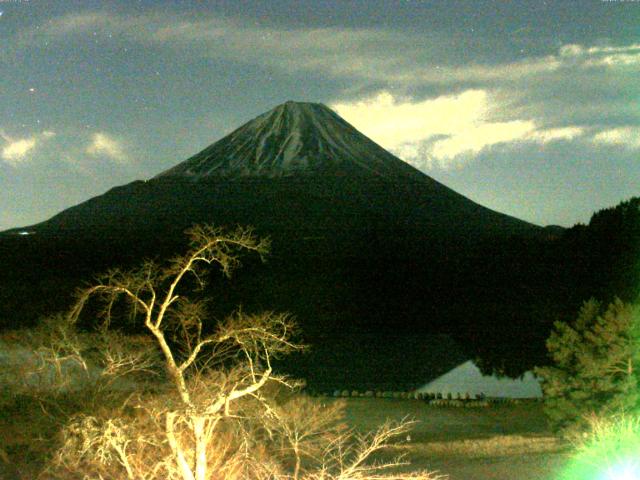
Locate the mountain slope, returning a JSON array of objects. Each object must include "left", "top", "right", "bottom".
[
  {"left": 19, "top": 101, "right": 539, "bottom": 239},
  {"left": 155, "top": 101, "right": 427, "bottom": 180},
  {"left": 0, "top": 101, "right": 556, "bottom": 389}
]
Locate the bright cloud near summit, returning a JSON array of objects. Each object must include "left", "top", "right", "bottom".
[{"left": 332, "top": 91, "right": 588, "bottom": 170}]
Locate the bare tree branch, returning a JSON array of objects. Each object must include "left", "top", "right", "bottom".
[{"left": 34, "top": 224, "right": 440, "bottom": 480}]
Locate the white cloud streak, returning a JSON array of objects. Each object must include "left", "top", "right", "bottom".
[
  {"left": 428, "top": 120, "right": 537, "bottom": 165},
  {"left": 559, "top": 43, "right": 640, "bottom": 68},
  {"left": 527, "top": 127, "right": 585, "bottom": 144},
  {"left": 0, "top": 130, "right": 56, "bottom": 166},
  {"left": 0, "top": 127, "right": 133, "bottom": 173},
  {"left": 86, "top": 133, "right": 127, "bottom": 163},
  {"left": 592, "top": 127, "right": 640, "bottom": 149},
  {"left": 2, "top": 138, "right": 37, "bottom": 163}
]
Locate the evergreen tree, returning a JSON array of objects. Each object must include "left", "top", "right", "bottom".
[{"left": 535, "top": 298, "right": 640, "bottom": 434}]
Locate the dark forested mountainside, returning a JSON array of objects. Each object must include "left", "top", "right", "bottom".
[{"left": 0, "top": 100, "right": 636, "bottom": 389}]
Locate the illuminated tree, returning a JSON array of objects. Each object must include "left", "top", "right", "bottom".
[
  {"left": 535, "top": 298, "right": 640, "bottom": 435},
  {"left": 29, "top": 225, "right": 441, "bottom": 480}
]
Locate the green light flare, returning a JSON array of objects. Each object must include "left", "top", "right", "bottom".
[
  {"left": 560, "top": 454, "right": 640, "bottom": 480},
  {"left": 605, "top": 461, "right": 640, "bottom": 480},
  {"left": 559, "top": 415, "right": 640, "bottom": 480}
]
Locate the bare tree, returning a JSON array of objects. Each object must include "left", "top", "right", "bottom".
[
  {"left": 311, "top": 419, "right": 446, "bottom": 480},
  {"left": 29, "top": 225, "right": 445, "bottom": 480},
  {"left": 51, "top": 225, "right": 299, "bottom": 480},
  {"left": 262, "top": 395, "right": 347, "bottom": 479}
]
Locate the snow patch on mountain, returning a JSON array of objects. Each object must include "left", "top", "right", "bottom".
[{"left": 155, "top": 101, "right": 426, "bottom": 180}]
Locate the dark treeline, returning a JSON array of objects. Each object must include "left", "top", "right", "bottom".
[{"left": 0, "top": 197, "right": 638, "bottom": 390}]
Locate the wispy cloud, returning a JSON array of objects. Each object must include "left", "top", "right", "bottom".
[
  {"left": 527, "top": 127, "right": 585, "bottom": 144},
  {"left": 28, "top": 12, "right": 420, "bottom": 81},
  {"left": 43, "top": 12, "right": 113, "bottom": 36},
  {"left": 12, "top": 11, "right": 637, "bottom": 171},
  {"left": 559, "top": 43, "right": 640, "bottom": 68},
  {"left": 127, "top": 16, "right": 566, "bottom": 84},
  {"left": 0, "top": 128, "right": 133, "bottom": 174},
  {"left": 332, "top": 91, "right": 586, "bottom": 169},
  {"left": 17, "top": 11, "right": 640, "bottom": 85},
  {"left": 2, "top": 138, "right": 36, "bottom": 163},
  {"left": 86, "top": 132, "right": 128, "bottom": 163},
  {"left": 0, "top": 130, "right": 55, "bottom": 166},
  {"left": 427, "top": 120, "right": 537, "bottom": 166},
  {"left": 592, "top": 127, "right": 640, "bottom": 149},
  {"left": 426, "top": 125, "right": 586, "bottom": 167}
]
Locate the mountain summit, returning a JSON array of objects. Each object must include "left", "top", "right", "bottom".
[{"left": 156, "top": 101, "right": 423, "bottom": 180}]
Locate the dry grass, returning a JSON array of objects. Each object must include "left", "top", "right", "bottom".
[
  {"left": 394, "top": 434, "right": 567, "bottom": 459},
  {"left": 0, "top": 391, "right": 573, "bottom": 480},
  {"left": 339, "top": 397, "right": 552, "bottom": 441},
  {"left": 328, "top": 397, "right": 572, "bottom": 479},
  {"left": 1, "top": 349, "right": 566, "bottom": 480}
]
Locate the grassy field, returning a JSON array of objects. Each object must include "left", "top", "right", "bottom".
[
  {"left": 338, "top": 397, "right": 572, "bottom": 480},
  {"left": 0, "top": 391, "right": 573, "bottom": 479}
]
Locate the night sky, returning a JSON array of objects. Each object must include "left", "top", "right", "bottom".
[{"left": 1, "top": 0, "right": 638, "bottom": 231}]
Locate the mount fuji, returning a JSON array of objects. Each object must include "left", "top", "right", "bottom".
[
  {"left": 1, "top": 101, "right": 555, "bottom": 389},
  {"left": 17, "top": 101, "right": 539, "bottom": 238}
]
